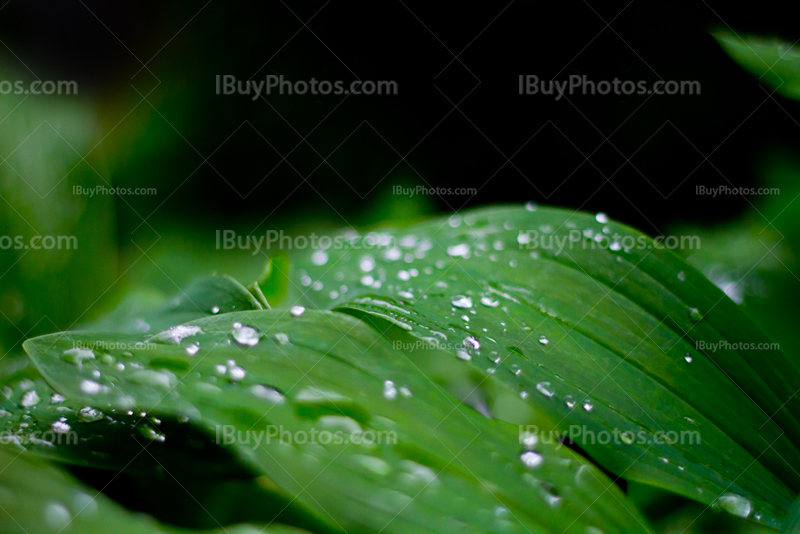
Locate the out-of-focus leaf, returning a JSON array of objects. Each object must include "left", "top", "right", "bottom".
[
  {"left": 0, "top": 446, "right": 304, "bottom": 534},
  {"left": 286, "top": 205, "right": 800, "bottom": 528},
  {"left": 713, "top": 30, "right": 800, "bottom": 99},
  {"left": 25, "top": 309, "right": 649, "bottom": 534},
  {"left": 83, "top": 274, "right": 262, "bottom": 334}
]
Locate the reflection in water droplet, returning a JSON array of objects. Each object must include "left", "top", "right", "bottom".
[
  {"left": 596, "top": 212, "right": 608, "bottom": 223},
  {"left": 290, "top": 305, "right": 306, "bottom": 317},
  {"left": 583, "top": 400, "right": 594, "bottom": 412},
  {"left": 521, "top": 451, "right": 543, "bottom": 468},
  {"left": 564, "top": 395, "right": 575, "bottom": 409},
  {"left": 229, "top": 366, "right": 246, "bottom": 381},
  {"left": 538, "top": 336, "right": 549, "bottom": 345},
  {"left": 211, "top": 306, "right": 220, "bottom": 314},
  {"left": 684, "top": 354, "right": 693, "bottom": 363}
]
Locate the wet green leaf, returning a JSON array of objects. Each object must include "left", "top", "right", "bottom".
[
  {"left": 25, "top": 309, "right": 648, "bottom": 534},
  {"left": 287, "top": 205, "right": 800, "bottom": 528}
]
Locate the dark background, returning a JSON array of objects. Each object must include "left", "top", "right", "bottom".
[{"left": 1, "top": 0, "right": 799, "bottom": 358}]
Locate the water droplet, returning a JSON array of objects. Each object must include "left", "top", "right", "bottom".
[
  {"left": 232, "top": 324, "right": 260, "bottom": 346},
  {"left": 521, "top": 451, "right": 543, "bottom": 468},
  {"left": 582, "top": 400, "right": 594, "bottom": 412},
  {"left": 564, "top": 395, "right": 575, "bottom": 409},
  {"left": 383, "top": 380, "right": 398, "bottom": 400},
  {"left": 50, "top": 394, "right": 65, "bottom": 404},
  {"left": 51, "top": 421, "right": 71, "bottom": 434},
  {"left": 520, "top": 431, "right": 538, "bottom": 448},
  {"left": 538, "top": 335, "right": 549, "bottom": 345},
  {"left": 463, "top": 336, "right": 480, "bottom": 350},
  {"left": 78, "top": 407, "right": 104, "bottom": 423},
  {"left": 510, "top": 364, "right": 522, "bottom": 376},
  {"left": 451, "top": 295, "right": 473, "bottom": 308},
  {"left": 311, "top": 250, "right": 328, "bottom": 265},
  {"left": 525, "top": 201, "right": 537, "bottom": 211},
  {"left": 717, "top": 493, "right": 752, "bottom": 518},
  {"left": 61, "top": 348, "right": 96, "bottom": 368},
  {"left": 447, "top": 244, "right": 470, "bottom": 258},
  {"left": 684, "top": 353, "right": 693, "bottom": 363},
  {"left": 20, "top": 390, "right": 40, "bottom": 407},
  {"left": 619, "top": 432, "right": 634, "bottom": 445},
  {"left": 274, "top": 333, "right": 290, "bottom": 345},
  {"left": 211, "top": 306, "right": 220, "bottom": 314},
  {"left": 480, "top": 296, "right": 499, "bottom": 307},
  {"left": 290, "top": 305, "right": 306, "bottom": 317},
  {"left": 595, "top": 212, "right": 608, "bottom": 223},
  {"left": 536, "top": 381, "right": 554, "bottom": 398},
  {"left": 185, "top": 343, "right": 200, "bottom": 356},
  {"left": 250, "top": 385, "right": 284, "bottom": 403},
  {"left": 44, "top": 502, "right": 71, "bottom": 530},
  {"left": 228, "top": 366, "right": 246, "bottom": 381},
  {"left": 677, "top": 271, "right": 686, "bottom": 282},
  {"left": 140, "top": 426, "right": 166, "bottom": 442},
  {"left": 147, "top": 325, "right": 203, "bottom": 345},
  {"left": 80, "top": 380, "right": 102, "bottom": 395},
  {"left": 399, "top": 386, "right": 412, "bottom": 397},
  {"left": 359, "top": 255, "right": 376, "bottom": 272},
  {"left": 456, "top": 349, "right": 472, "bottom": 361},
  {"left": 688, "top": 307, "right": 703, "bottom": 322}
]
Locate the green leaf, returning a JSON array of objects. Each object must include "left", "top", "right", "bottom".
[
  {"left": 713, "top": 29, "right": 800, "bottom": 99},
  {"left": 24, "top": 309, "right": 649, "bottom": 534},
  {"left": 286, "top": 205, "right": 800, "bottom": 528},
  {"left": 84, "top": 273, "right": 262, "bottom": 334},
  {"left": 0, "top": 446, "right": 303, "bottom": 534},
  {"left": 0, "top": 352, "right": 249, "bottom": 478}
]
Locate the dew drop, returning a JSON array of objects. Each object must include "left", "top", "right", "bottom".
[
  {"left": 684, "top": 353, "right": 693, "bottom": 363},
  {"left": 688, "top": 307, "right": 703, "bottom": 322},
  {"left": 78, "top": 407, "right": 104, "bottom": 423},
  {"left": 290, "top": 305, "right": 306, "bottom": 317},
  {"left": 456, "top": 349, "right": 472, "bottom": 361},
  {"left": 564, "top": 395, "right": 576, "bottom": 409},
  {"left": 677, "top": 271, "right": 686, "bottom": 282},
  {"left": 717, "top": 493, "right": 752, "bottom": 518},
  {"left": 463, "top": 336, "right": 480, "bottom": 350},
  {"left": 20, "top": 390, "right": 40, "bottom": 407},
  {"left": 536, "top": 381, "right": 554, "bottom": 398},
  {"left": 521, "top": 451, "right": 543, "bottom": 468},
  {"left": 233, "top": 324, "right": 260, "bottom": 346},
  {"left": 185, "top": 343, "right": 200, "bottom": 356},
  {"left": 451, "top": 295, "right": 473, "bottom": 308},
  {"left": 140, "top": 426, "right": 166, "bottom": 442},
  {"left": 250, "top": 385, "right": 285, "bottom": 403},
  {"left": 480, "top": 296, "right": 499, "bottom": 307},
  {"left": 582, "top": 400, "right": 594, "bottom": 412},
  {"left": 538, "top": 335, "right": 549, "bottom": 345},
  {"left": 595, "top": 212, "right": 608, "bottom": 223}
]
